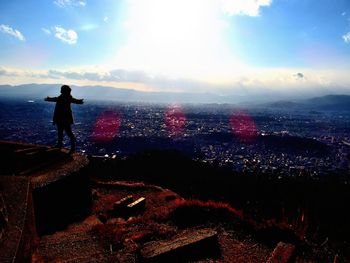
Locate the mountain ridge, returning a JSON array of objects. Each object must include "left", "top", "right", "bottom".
[
  {"left": 0, "top": 84, "right": 350, "bottom": 109},
  {"left": 0, "top": 83, "right": 229, "bottom": 104},
  {"left": 260, "top": 94, "right": 350, "bottom": 111}
]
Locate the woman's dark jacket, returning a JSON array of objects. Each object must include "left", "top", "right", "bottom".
[{"left": 46, "top": 95, "right": 83, "bottom": 125}]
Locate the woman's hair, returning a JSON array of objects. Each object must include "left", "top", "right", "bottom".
[{"left": 60, "top": 85, "right": 71, "bottom": 95}]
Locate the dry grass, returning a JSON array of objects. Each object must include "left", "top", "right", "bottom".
[
  {"left": 170, "top": 199, "right": 243, "bottom": 227},
  {"left": 91, "top": 219, "right": 176, "bottom": 249}
]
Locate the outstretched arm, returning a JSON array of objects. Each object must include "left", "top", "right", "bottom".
[
  {"left": 44, "top": 96, "right": 58, "bottom": 102},
  {"left": 71, "top": 97, "right": 84, "bottom": 104}
]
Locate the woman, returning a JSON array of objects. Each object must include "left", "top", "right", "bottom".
[{"left": 45, "top": 85, "right": 84, "bottom": 153}]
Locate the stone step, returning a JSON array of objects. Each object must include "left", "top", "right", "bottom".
[
  {"left": 15, "top": 146, "right": 48, "bottom": 154},
  {"left": 140, "top": 228, "right": 219, "bottom": 262},
  {"left": 18, "top": 148, "right": 70, "bottom": 175},
  {"left": 34, "top": 231, "right": 111, "bottom": 263}
]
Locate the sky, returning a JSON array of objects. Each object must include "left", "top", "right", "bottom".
[{"left": 0, "top": 0, "right": 350, "bottom": 96}]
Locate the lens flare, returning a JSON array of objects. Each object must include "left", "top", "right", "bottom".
[
  {"left": 164, "top": 105, "right": 186, "bottom": 136},
  {"left": 229, "top": 110, "right": 258, "bottom": 142},
  {"left": 91, "top": 111, "right": 122, "bottom": 142}
]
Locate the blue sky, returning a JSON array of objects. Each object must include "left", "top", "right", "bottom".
[{"left": 0, "top": 0, "right": 350, "bottom": 95}]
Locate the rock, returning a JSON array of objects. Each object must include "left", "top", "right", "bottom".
[
  {"left": 140, "top": 228, "right": 219, "bottom": 262},
  {"left": 266, "top": 242, "right": 295, "bottom": 263},
  {"left": 91, "top": 189, "right": 99, "bottom": 200},
  {"left": 84, "top": 215, "right": 103, "bottom": 227},
  {"left": 113, "top": 195, "right": 134, "bottom": 214},
  {"left": 107, "top": 217, "right": 125, "bottom": 225},
  {"left": 97, "top": 212, "right": 107, "bottom": 224}
]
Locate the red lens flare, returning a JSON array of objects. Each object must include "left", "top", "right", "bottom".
[
  {"left": 91, "top": 111, "right": 122, "bottom": 142},
  {"left": 229, "top": 110, "right": 258, "bottom": 142},
  {"left": 164, "top": 105, "right": 186, "bottom": 136}
]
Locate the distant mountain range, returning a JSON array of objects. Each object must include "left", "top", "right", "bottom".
[
  {"left": 0, "top": 84, "right": 349, "bottom": 111},
  {"left": 0, "top": 84, "right": 232, "bottom": 104},
  {"left": 261, "top": 95, "right": 350, "bottom": 111}
]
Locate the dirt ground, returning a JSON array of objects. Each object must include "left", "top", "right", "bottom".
[{"left": 32, "top": 178, "right": 278, "bottom": 263}]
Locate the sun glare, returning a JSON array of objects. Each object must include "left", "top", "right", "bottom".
[{"left": 112, "top": 0, "right": 244, "bottom": 82}]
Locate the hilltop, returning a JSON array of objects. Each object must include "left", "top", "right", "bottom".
[{"left": 1, "top": 141, "right": 348, "bottom": 262}]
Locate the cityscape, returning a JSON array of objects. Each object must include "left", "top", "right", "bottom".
[{"left": 1, "top": 98, "right": 349, "bottom": 181}]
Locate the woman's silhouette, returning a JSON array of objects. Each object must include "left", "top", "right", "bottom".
[{"left": 45, "top": 85, "right": 84, "bottom": 153}]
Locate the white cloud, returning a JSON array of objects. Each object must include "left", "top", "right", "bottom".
[
  {"left": 41, "top": 28, "right": 51, "bottom": 35},
  {"left": 342, "top": 12, "right": 346, "bottom": 16},
  {"left": 0, "top": 66, "right": 350, "bottom": 94},
  {"left": 104, "top": 16, "right": 109, "bottom": 22},
  {"left": 343, "top": 32, "right": 350, "bottom": 43},
  {"left": 1, "top": 66, "right": 350, "bottom": 96},
  {"left": 54, "top": 26, "right": 78, "bottom": 44},
  {"left": 294, "top": 72, "right": 304, "bottom": 79},
  {"left": 220, "top": 0, "right": 273, "bottom": 17},
  {"left": 0, "top": 24, "right": 25, "bottom": 41},
  {"left": 0, "top": 66, "right": 21, "bottom": 76},
  {"left": 53, "top": 0, "right": 86, "bottom": 8}
]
